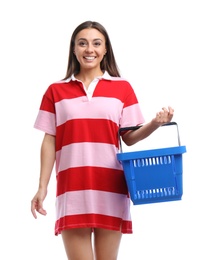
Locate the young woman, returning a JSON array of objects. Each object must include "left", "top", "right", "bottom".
[{"left": 31, "top": 20, "right": 174, "bottom": 260}]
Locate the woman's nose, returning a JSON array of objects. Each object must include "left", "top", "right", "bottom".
[{"left": 85, "top": 43, "right": 93, "bottom": 52}]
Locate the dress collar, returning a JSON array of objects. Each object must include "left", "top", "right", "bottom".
[{"left": 63, "top": 71, "right": 111, "bottom": 83}]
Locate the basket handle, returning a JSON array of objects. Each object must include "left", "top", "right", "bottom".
[{"left": 118, "top": 122, "right": 181, "bottom": 152}]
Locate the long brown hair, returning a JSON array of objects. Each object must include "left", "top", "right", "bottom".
[{"left": 63, "top": 21, "right": 121, "bottom": 80}]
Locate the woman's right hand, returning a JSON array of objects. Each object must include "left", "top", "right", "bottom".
[{"left": 31, "top": 188, "right": 47, "bottom": 219}]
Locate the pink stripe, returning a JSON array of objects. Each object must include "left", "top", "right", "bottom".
[
  {"left": 120, "top": 103, "right": 145, "bottom": 127},
  {"left": 55, "top": 96, "right": 123, "bottom": 126},
  {"left": 34, "top": 110, "right": 56, "bottom": 135},
  {"left": 56, "top": 142, "right": 122, "bottom": 173},
  {"left": 56, "top": 190, "right": 131, "bottom": 221}
]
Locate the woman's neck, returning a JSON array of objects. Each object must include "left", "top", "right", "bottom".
[
  {"left": 76, "top": 67, "right": 103, "bottom": 79},
  {"left": 75, "top": 69, "right": 104, "bottom": 88}
]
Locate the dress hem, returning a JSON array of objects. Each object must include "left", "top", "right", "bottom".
[{"left": 55, "top": 223, "right": 133, "bottom": 236}]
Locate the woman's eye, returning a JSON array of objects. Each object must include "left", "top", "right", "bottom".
[
  {"left": 77, "top": 41, "right": 102, "bottom": 47},
  {"left": 78, "top": 41, "right": 87, "bottom": 46},
  {"left": 94, "top": 42, "right": 101, "bottom": 46}
]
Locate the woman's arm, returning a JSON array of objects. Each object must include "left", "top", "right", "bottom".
[
  {"left": 31, "top": 133, "right": 56, "bottom": 218},
  {"left": 122, "top": 106, "right": 174, "bottom": 146}
]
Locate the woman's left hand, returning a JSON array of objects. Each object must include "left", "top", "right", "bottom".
[{"left": 153, "top": 106, "right": 174, "bottom": 126}]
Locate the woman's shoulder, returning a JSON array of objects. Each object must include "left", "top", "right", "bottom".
[
  {"left": 105, "top": 76, "right": 133, "bottom": 90},
  {"left": 46, "top": 78, "right": 72, "bottom": 89}
]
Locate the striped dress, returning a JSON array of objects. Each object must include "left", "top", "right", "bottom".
[{"left": 34, "top": 72, "right": 144, "bottom": 235}]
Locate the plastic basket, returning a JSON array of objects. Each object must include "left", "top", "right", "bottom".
[{"left": 117, "top": 122, "right": 186, "bottom": 205}]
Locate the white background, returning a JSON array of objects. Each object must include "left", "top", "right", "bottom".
[{"left": 1, "top": 0, "right": 208, "bottom": 259}]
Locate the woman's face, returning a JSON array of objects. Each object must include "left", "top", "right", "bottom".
[{"left": 74, "top": 28, "right": 107, "bottom": 71}]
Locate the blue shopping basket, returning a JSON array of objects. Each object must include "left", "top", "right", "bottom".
[{"left": 117, "top": 122, "right": 186, "bottom": 205}]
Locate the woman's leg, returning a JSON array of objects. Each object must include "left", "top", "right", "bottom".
[
  {"left": 61, "top": 228, "right": 94, "bottom": 260},
  {"left": 93, "top": 228, "right": 122, "bottom": 260}
]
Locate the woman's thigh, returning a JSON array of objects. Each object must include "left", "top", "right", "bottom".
[
  {"left": 61, "top": 228, "right": 94, "bottom": 260},
  {"left": 93, "top": 228, "right": 122, "bottom": 260}
]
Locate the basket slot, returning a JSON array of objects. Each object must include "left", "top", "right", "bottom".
[
  {"left": 133, "top": 155, "right": 172, "bottom": 168},
  {"left": 136, "top": 187, "right": 178, "bottom": 200}
]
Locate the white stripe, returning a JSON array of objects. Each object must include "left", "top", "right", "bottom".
[
  {"left": 120, "top": 103, "right": 145, "bottom": 127},
  {"left": 34, "top": 110, "right": 56, "bottom": 135},
  {"left": 56, "top": 142, "right": 122, "bottom": 173},
  {"left": 56, "top": 190, "right": 131, "bottom": 221},
  {"left": 55, "top": 96, "right": 123, "bottom": 126}
]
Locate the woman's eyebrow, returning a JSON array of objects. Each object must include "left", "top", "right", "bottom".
[
  {"left": 77, "top": 38, "right": 86, "bottom": 41},
  {"left": 77, "top": 38, "right": 103, "bottom": 42}
]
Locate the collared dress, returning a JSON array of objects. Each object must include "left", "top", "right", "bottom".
[{"left": 34, "top": 72, "right": 144, "bottom": 235}]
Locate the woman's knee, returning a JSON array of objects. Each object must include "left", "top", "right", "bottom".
[
  {"left": 93, "top": 228, "right": 122, "bottom": 260},
  {"left": 61, "top": 228, "right": 94, "bottom": 260}
]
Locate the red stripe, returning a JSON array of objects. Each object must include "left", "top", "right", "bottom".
[
  {"left": 55, "top": 214, "right": 132, "bottom": 235},
  {"left": 56, "top": 167, "right": 128, "bottom": 196},
  {"left": 94, "top": 80, "right": 138, "bottom": 107},
  {"left": 56, "top": 118, "right": 119, "bottom": 151},
  {"left": 51, "top": 81, "right": 85, "bottom": 102},
  {"left": 41, "top": 79, "right": 138, "bottom": 107},
  {"left": 39, "top": 94, "right": 56, "bottom": 113},
  {"left": 39, "top": 81, "right": 85, "bottom": 113}
]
